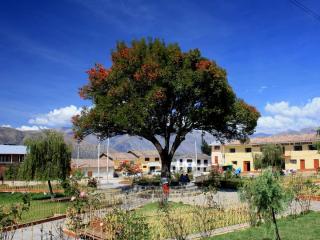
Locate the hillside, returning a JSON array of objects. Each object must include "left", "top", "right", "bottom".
[{"left": 0, "top": 127, "right": 317, "bottom": 159}]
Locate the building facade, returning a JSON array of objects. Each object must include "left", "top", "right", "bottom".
[
  {"left": 128, "top": 150, "right": 161, "bottom": 174},
  {"left": 171, "top": 153, "right": 211, "bottom": 175},
  {"left": 71, "top": 158, "right": 114, "bottom": 179},
  {"left": 0, "top": 145, "right": 26, "bottom": 178},
  {"left": 211, "top": 133, "right": 320, "bottom": 173}
]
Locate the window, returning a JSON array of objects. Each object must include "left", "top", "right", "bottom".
[
  {"left": 203, "top": 160, "right": 208, "bottom": 165},
  {"left": 197, "top": 167, "right": 200, "bottom": 171},
  {"left": 0, "top": 155, "right": 10, "bottom": 163},
  {"left": 308, "top": 145, "right": 317, "bottom": 150},
  {"left": 172, "top": 166, "right": 176, "bottom": 171},
  {"left": 197, "top": 160, "right": 201, "bottom": 165},
  {"left": 214, "top": 146, "right": 220, "bottom": 150},
  {"left": 155, "top": 157, "right": 159, "bottom": 161},
  {"left": 180, "top": 167, "right": 183, "bottom": 171},
  {"left": 245, "top": 148, "right": 252, "bottom": 153},
  {"left": 143, "top": 165, "right": 147, "bottom": 168},
  {"left": 229, "top": 148, "right": 236, "bottom": 153},
  {"left": 203, "top": 167, "right": 207, "bottom": 172},
  {"left": 180, "top": 159, "right": 183, "bottom": 163},
  {"left": 290, "top": 159, "right": 297, "bottom": 164},
  {"left": 145, "top": 157, "right": 150, "bottom": 161},
  {"left": 294, "top": 145, "right": 302, "bottom": 151},
  {"left": 232, "top": 161, "right": 237, "bottom": 165},
  {"left": 187, "top": 159, "right": 192, "bottom": 163}
]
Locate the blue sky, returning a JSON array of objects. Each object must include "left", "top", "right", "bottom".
[{"left": 1, "top": 0, "right": 320, "bottom": 133}]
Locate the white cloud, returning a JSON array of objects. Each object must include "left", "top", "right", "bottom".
[
  {"left": 257, "top": 97, "right": 320, "bottom": 134},
  {"left": 16, "top": 125, "right": 48, "bottom": 131},
  {"left": 28, "top": 105, "right": 82, "bottom": 127},
  {"left": 1, "top": 124, "right": 12, "bottom": 128}
]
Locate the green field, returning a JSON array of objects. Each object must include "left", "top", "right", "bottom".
[
  {"left": 208, "top": 212, "right": 320, "bottom": 240},
  {"left": 0, "top": 192, "right": 69, "bottom": 223}
]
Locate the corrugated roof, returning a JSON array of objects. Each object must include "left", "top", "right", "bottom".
[
  {"left": 0, "top": 145, "right": 27, "bottom": 154},
  {"left": 174, "top": 153, "right": 210, "bottom": 159}
]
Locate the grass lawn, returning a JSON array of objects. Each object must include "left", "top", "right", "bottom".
[
  {"left": 135, "top": 201, "right": 190, "bottom": 216},
  {"left": 0, "top": 192, "right": 70, "bottom": 223},
  {"left": 208, "top": 212, "right": 320, "bottom": 240}
]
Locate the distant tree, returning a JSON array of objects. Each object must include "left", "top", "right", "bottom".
[
  {"left": 73, "top": 38, "right": 260, "bottom": 177},
  {"left": 316, "top": 128, "right": 320, "bottom": 154},
  {"left": 118, "top": 161, "right": 142, "bottom": 176},
  {"left": 240, "top": 169, "right": 291, "bottom": 240},
  {"left": 201, "top": 133, "right": 211, "bottom": 156},
  {"left": 4, "top": 164, "right": 20, "bottom": 180},
  {"left": 254, "top": 144, "right": 284, "bottom": 171},
  {"left": 19, "top": 130, "right": 71, "bottom": 197}
]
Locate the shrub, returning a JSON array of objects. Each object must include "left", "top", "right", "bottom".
[
  {"left": 87, "top": 178, "right": 98, "bottom": 188},
  {"left": 240, "top": 169, "right": 292, "bottom": 240},
  {"left": 103, "top": 208, "right": 150, "bottom": 240},
  {"left": 4, "top": 165, "right": 20, "bottom": 181}
]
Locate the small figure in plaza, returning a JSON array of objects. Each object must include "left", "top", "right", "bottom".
[
  {"left": 185, "top": 173, "right": 190, "bottom": 184},
  {"left": 161, "top": 177, "right": 170, "bottom": 204}
]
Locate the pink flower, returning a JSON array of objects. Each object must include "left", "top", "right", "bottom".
[{"left": 79, "top": 191, "right": 86, "bottom": 198}]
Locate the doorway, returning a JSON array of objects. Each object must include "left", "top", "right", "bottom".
[
  {"left": 243, "top": 161, "right": 251, "bottom": 172},
  {"left": 314, "top": 159, "right": 319, "bottom": 169},
  {"left": 300, "top": 159, "right": 305, "bottom": 170}
]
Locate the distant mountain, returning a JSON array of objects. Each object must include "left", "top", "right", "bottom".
[
  {"left": 0, "top": 127, "right": 42, "bottom": 145},
  {"left": 1, "top": 126, "right": 318, "bottom": 158}
]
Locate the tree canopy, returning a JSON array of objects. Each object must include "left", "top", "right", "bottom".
[
  {"left": 73, "top": 38, "right": 260, "bottom": 176},
  {"left": 19, "top": 130, "right": 71, "bottom": 196}
]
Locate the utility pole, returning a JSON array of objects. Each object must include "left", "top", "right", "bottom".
[
  {"left": 76, "top": 139, "right": 80, "bottom": 169},
  {"left": 106, "top": 137, "right": 110, "bottom": 183},
  {"left": 97, "top": 136, "right": 101, "bottom": 183},
  {"left": 195, "top": 140, "right": 198, "bottom": 172}
]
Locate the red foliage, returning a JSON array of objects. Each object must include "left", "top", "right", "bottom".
[
  {"left": 86, "top": 64, "right": 111, "bottom": 87},
  {"left": 111, "top": 47, "right": 131, "bottom": 63},
  {"left": 153, "top": 89, "right": 166, "bottom": 101},
  {"left": 118, "top": 161, "right": 142, "bottom": 174},
  {"left": 134, "top": 63, "right": 160, "bottom": 82},
  {"left": 196, "top": 60, "right": 212, "bottom": 70}
]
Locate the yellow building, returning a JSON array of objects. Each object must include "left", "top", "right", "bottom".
[
  {"left": 128, "top": 150, "right": 161, "bottom": 174},
  {"left": 100, "top": 152, "right": 139, "bottom": 171},
  {"left": 211, "top": 133, "right": 320, "bottom": 173}
]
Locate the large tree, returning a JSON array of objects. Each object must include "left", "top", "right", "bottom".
[
  {"left": 19, "top": 130, "right": 71, "bottom": 197},
  {"left": 73, "top": 38, "right": 260, "bottom": 177}
]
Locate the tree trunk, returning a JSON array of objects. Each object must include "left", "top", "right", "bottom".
[
  {"left": 271, "top": 208, "right": 281, "bottom": 240},
  {"left": 48, "top": 180, "right": 54, "bottom": 199},
  {"left": 161, "top": 159, "right": 171, "bottom": 178},
  {"left": 160, "top": 153, "right": 172, "bottom": 178}
]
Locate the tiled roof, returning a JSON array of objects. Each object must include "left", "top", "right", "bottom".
[
  {"left": 128, "top": 150, "right": 160, "bottom": 158},
  {"left": 0, "top": 145, "right": 27, "bottom": 154},
  {"left": 71, "top": 158, "right": 114, "bottom": 168},
  {"left": 225, "top": 133, "right": 318, "bottom": 146},
  {"left": 100, "top": 152, "right": 138, "bottom": 161}
]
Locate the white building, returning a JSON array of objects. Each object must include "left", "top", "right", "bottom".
[
  {"left": 171, "top": 153, "right": 211, "bottom": 175},
  {"left": 71, "top": 158, "right": 114, "bottom": 179}
]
